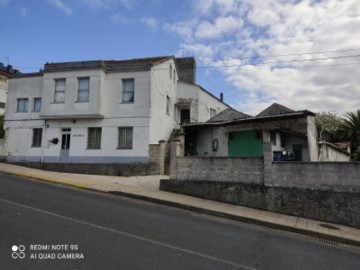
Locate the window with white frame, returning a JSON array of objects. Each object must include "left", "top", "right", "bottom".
[
  {"left": 122, "top": 79, "right": 134, "bottom": 103},
  {"left": 87, "top": 127, "right": 102, "bottom": 149},
  {"left": 118, "top": 127, "right": 133, "bottom": 149},
  {"left": 78, "top": 77, "right": 90, "bottom": 102},
  {"left": 17, "top": 98, "right": 28, "bottom": 112},
  {"left": 32, "top": 128, "right": 42, "bottom": 148},
  {"left": 54, "top": 79, "right": 66, "bottom": 103},
  {"left": 33, "top": 98, "right": 42, "bottom": 112}
]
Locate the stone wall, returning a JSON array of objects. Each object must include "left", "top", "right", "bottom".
[
  {"left": 160, "top": 180, "right": 360, "bottom": 228},
  {"left": 176, "top": 157, "right": 263, "bottom": 184},
  {"left": 166, "top": 155, "right": 360, "bottom": 227},
  {"left": 271, "top": 162, "right": 360, "bottom": 192}
]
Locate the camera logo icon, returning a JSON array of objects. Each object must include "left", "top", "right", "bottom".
[{"left": 11, "top": 245, "right": 26, "bottom": 259}]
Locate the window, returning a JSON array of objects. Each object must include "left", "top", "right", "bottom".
[
  {"left": 270, "top": 131, "right": 276, "bottom": 145},
  {"left": 118, "top": 127, "right": 133, "bottom": 149},
  {"left": 173, "top": 70, "right": 176, "bottom": 83},
  {"left": 166, "top": 96, "right": 171, "bottom": 115},
  {"left": 122, "top": 79, "right": 134, "bottom": 103},
  {"left": 78, "top": 77, "right": 90, "bottom": 102},
  {"left": 169, "top": 65, "right": 172, "bottom": 79},
  {"left": 33, "top": 98, "right": 42, "bottom": 112},
  {"left": 32, "top": 128, "right": 42, "bottom": 148},
  {"left": 210, "top": 108, "right": 216, "bottom": 118},
  {"left": 54, "top": 79, "right": 66, "bottom": 103},
  {"left": 17, "top": 98, "right": 28, "bottom": 112},
  {"left": 87, "top": 128, "right": 102, "bottom": 149}
]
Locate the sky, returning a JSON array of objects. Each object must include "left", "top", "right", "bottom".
[{"left": 1, "top": 0, "right": 360, "bottom": 116}]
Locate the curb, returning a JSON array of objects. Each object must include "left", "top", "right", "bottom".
[
  {"left": 2, "top": 170, "right": 360, "bottom": 248},
  {"left": 5, "top": 171, "right": 89, "bottom": 189}
]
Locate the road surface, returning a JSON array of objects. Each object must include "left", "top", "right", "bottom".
[{"left": 0, "top": 173, "right": 359, "bottom": 270}]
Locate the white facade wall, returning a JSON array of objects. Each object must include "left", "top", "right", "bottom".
[
  {"left": 149, "top": 59, "right": 178, "bottom": 143},
  {"left": 318, "top": 144, "right": 350, "bottom": 162},
  {"left": 4, "top": 57, "right": 229, "bottom": 164},
  {"left": 41, "top": 70, "right": 102, "bottom": 118},
  {"left": 196, "top": 127, "right": 228, "bottom": 156},
  {"left": 197, "top": 89, "right": 228, "bottom": 122},
  {"left": 0, "top": 74, "right": 7, "bottom": 115},
  {"left": 177, "top": 81, "right": 229, "bottom": 123},
  {"left": 5, "top": 69, "right": 152, "bottom": 163}
]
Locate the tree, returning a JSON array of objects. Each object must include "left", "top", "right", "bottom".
[
  {"left": 341, "top": 110, "right": 360, "bottom": 161},
  {"left": 315, "top": 111, "right": 344, "bottom": 142}
]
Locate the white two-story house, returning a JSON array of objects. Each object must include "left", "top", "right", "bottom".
[{"left": 4, "top": 56, "right": 229, "bottom": 174}]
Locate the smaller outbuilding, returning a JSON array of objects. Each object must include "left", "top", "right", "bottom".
[{"left": 182, "top": 103, "right": 349, "bottom": 162}]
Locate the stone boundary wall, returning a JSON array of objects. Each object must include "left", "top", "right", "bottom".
[
  {"left": 175, "top": 156, "right": 360, "bottom": 192},
  {"left": 176, "top": 157, "right": 263, "bottom": 184},
  {"left": 160, "top": 180, "right": 360, "bottom": 228},
  {"left": 271, "top": 162, "right": 360, "bottom": 192},
  {"left": 6, "top": 162, "right": 158, "bottom": 176}
]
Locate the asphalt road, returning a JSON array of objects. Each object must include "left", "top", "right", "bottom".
[{"left": 0, "top": 173, "right": 359, "bottom": 270}]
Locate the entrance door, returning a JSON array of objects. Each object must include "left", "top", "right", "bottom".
[
  {"left": 60, "top": 128, "right": 71, "bottom": 162},
  {"left": 228, "top": 130, "right": 263, "bottom": 157},
  {"left": 292, "top": 144, "right": 302, "bottom": 161}
]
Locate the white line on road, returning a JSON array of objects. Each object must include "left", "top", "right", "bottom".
[{"left": 0, "top": 198, "right": 258, "bottom": 270}]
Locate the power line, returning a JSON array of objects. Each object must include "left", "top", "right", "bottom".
[
  {"left": 198, "top": 47, "right": 360, "bottom": 63},
  {"left": 12, "top": 50, "right": 360, "bottom": 72},
  {"left": 196, "top": 54, "right": 360, "bottom": 70}
]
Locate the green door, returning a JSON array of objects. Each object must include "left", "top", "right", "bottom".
[{"left": 228, "top": 130, "right": 263, "bottom": 157}]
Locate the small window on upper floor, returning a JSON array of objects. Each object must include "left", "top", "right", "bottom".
[
  {"left": 122, "top": 79, "right": 134, "bottom": 103},
  {"left": 33, "top": 98, "right": 42, "bottom": 112},
  {"left": 173, "top": 70, "right": 176, "bottom": 83},
  {"left": 169, "top": 65, "right": 172, "bottom": 79},
  {"left": 17, "top": 98, "right": 28, "bottom": 112},
  {"left": 78, "top": 77, "right": 90, "bottom": 102},
  {"left": 54, "top": 79, "right": 66, "bottom": 103}
]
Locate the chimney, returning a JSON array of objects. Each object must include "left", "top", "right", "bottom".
[{"left": 220, "top": 92, "right": 223, "bottom": 102}]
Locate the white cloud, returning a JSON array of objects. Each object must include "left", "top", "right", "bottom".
[
  {"left": 47, "top": 0, "right": 72, "bottom": 15},
  {"left": 163, "top": 19, "right": 198, "bottom": 43},
  {"left": 195, "top": 16, "right": 243, "bottom": 39},
  {"left": 141, "top": 17, "right": 159, "bottom": 31},
  {"left": 166, "top": 0, "right": 360, "bottom": 115}
]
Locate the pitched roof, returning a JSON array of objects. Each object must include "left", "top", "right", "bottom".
[
  {"left": 207, "top": 108, "right": 252, "bottom": 123},
  {"left": 256, "top": 103, "right": 294, "bottom": 117}
]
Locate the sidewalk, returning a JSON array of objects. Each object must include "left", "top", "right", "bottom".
[{"left": 0, "top": 162, "right": 359, "bottom": 247}]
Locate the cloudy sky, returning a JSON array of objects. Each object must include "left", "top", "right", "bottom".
[{"left": 1, "top": 0, "right": 359, "bottom": 115}]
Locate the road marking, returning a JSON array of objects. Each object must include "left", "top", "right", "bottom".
[{"left": 0, "top": 198, "right": 258, "bottom": 270}]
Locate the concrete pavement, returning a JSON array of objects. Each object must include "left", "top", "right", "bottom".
[{"left": 0, "top": 162, "right": 359, "bottom": 247}]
